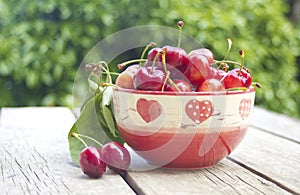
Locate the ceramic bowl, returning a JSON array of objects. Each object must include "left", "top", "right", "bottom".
[{"left": 112, "top": 88, "right": 255, "bottom": 169}]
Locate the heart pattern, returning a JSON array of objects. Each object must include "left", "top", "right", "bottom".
[
  {"left": 239, "top": 98, "right": 252, "bottom": 120},
  {"left": 185, "top": 99, "right": 214, "bottom": 124},
  {"left": 136, "top": 98, "right": 162, "bottom": 123}
]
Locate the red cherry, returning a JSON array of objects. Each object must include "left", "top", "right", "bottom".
[
  {"left": 197, "top": 78, "right": 225, "bottom": 92},
  {"left": 223, "top": 68, "right": 252, "bottom": 89},
  {"left": 79, "top": 146, "right": 106, "bottom": 178},
  {"left": 134, "top": 66, "right": 166, "bottom": 91},
  {"left": 147, "top": 47, "right": 163, "bottom": 64},
  {"left": 115, "top": 65, "right": 140, "bottom": 89},
  {"left": 210, "top": 67, "right": 226, "bottom": 80},
  {"left": 165, "top": 79, "right": 192, "bottom": 92},
  {"left": 188, "top": 48, "right": 214, "bottom": 65},
  {"left": 185, "top": 53, "right": 212, "bottom": 86},
  {"left": 102, "top": 142, "right": 131, "bottom": 173},
  {"left": 147, "top": 46, "right": 189, "bottom": 73},
  {"left": 163, "top": 46, "right": 190, "bottom": 72}
]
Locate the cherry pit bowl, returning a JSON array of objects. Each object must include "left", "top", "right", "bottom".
[{"left": 112, "top": 87, "right": 255, "bottom": 169}]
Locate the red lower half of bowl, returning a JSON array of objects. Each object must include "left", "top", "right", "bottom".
[{"left": 119, "top": 126, "right": 248, "bottom": 169}]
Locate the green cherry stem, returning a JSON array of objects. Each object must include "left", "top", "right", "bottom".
[
  {"left": 161, "top": 48, "right": 181, "bottom": 92},
  {"left": 71, "top": 132, "right": 104, "bottom": 148},
  {"left": 251, "top": 82, "right": 262, "bottom": 88},
  {"left": 71, "top": 132, "right": 88, "bottom": 148},
  {"left": 151, "top": 50, "right": 163, "bottom": 73},
  {"left": 177, "top": 21, "right": 184, "bottom": 48},
  {"left": 238, "top": 50, "right": 245, "bottom": 76},
  {"left": 117, "top": 59, "right": 146, "bottom": 70},
  {"left": 213, "top": 60, "right": 250, "bottom": 72},
  {"left": 223, "top": 38, "right": 232, "bottom": 60},
  {"left": 161, "top": 71, "right": 170, "bottom": 92},
  {"left": 226, "top": 87, "right": 248, "bottom": 91},
  {"left": 161, "top": 48, "right": 168, "bottom": 73},
  {"left": 139, "top": 42, "right": 156, "bottom": 67}
]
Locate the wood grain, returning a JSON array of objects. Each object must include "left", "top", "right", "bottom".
[
  {"left": 230, "top": 127, "right": 300, "bottom": 194},
  {"left": 123, "top": 159, "right": 289, "bottom": 195},
  {"left": 0, "top": 107, "right": 134, "bottom": 194},
  {"left": 252, "top": 107, "right": 300, "bottom": 143}
]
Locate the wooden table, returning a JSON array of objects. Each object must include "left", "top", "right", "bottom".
[{"left": 0, "top": 107, "right": 299, "bottom": 194}]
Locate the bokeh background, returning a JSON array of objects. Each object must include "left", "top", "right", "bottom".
[{"left": 1, "top": 0, "right": 300, "bottom": 118}]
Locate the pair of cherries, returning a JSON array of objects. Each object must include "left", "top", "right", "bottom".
[
  {"left": 116, "top": 45, "right": 252, "bottom": 92},
  {"left": 79, "top": 141, "right": 130, "bottom": 178}
]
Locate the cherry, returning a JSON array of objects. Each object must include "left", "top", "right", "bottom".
[
  {"left": 197, "top": 78, "right": 225, "bottom": 92},
  {"left": 79, "top": 146, "right": 106, "bottom": 178},
  {"left": 210, "top": 67, "right": 226, "bottom": 80},
  {"left": 223, "top": 68, "right": 252, "bottom": 89},
  {"left": 185, "top": 52, "right": 212, "bottom": 86},
  {"left": 102, "top": 142, "right": 131, "bottom": 173},
  {"left": 134, "top": 66, "right": 166, "bottom": 91},
  {"left": 147, "top": 47, "right": 163, "bottom": 63},
  {"left": 165, "top": 79, "right": 192, "bottom": 92},
  {"left": 147, "top": 46, "right": 189, "bottom": 73},
  {"left": 189, "top": 48, "right": 214, "bottom": 65},
  {"left": 115, "top": 64, "right": 140, "bottom": 89}
]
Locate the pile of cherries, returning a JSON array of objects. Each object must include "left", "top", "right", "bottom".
[
  {"left": 73, "top": 133, "right": 130, "bottom": 178},
  {"left": 116, "top": 22, "right": 254, "bottom": 93}
]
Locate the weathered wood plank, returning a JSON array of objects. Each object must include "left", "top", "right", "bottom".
[
  {"left": 251, "top": 107, "right": 300, "bottom": 143},
  {"left": 230, "top": 127, "right": 300, "bottom": 194},
  {"left": 123, "top": 159, "right": 289, "bottom": 195},
  {"left": 0, "top": 107, "right": 134, "bottom": 194}
]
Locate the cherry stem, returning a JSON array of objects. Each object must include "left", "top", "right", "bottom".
[
  {"left": 118, "top": 59, "right": 146, "bottom": 70},
  {"left": 220, "top": 71, "right": 230, "bottom": 83},
  {"left": 223, "top": 38, "right": 232, "bottom": 60},
  {"left": 238, "top": 50, "right": 245, "bottom": 76},
  {"left": 161, "top": 48, "right": 181, "bottom": 92},
  {"left": 71, "top": 132, "right": 88, "bottom": 148},
  {"left": 251, "top": 82, "right": 262, "bottom": 88},
  {"left": 139, "top": 42, "right": 156, "bottom": 67},
  {"left": 226, "top": 87, "right": 248, "bottom": 91},
  {"left": 162, "top": 71, "right": 170, "bottom": 91},
  {"left": 71, "top": 132, "right": 104, "bottom": 148},
  {"left": 161, "top": 48, "right": 168, "bottom": 73},
  {"left": 151, "top": 50, "right": 163, "bottom": 73},
  {"left": 102, "top": 82, "right": 118, "bottom": 88},
  {"left": 214, "top": 60, "right": 250, "bottom": 72},
  {"left": 177, "top": 21, "right": 184, "bottom": 48}
]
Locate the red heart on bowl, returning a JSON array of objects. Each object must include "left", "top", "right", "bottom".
[
  {"left": 239, "top": 98, "right": 252, "bottom": 120},
  {"left": 185, "top": 99, "right": 214, "bottom": 124},
  {"left": 136, "top": 98, "right": 162, "bottom": 123}
]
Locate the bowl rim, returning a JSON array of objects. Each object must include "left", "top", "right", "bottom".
[{"left": 113, "top": 87, "right": 255, "bottom": 96}]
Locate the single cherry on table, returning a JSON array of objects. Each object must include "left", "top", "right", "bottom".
[
  {"left": 102, "top": 142, "right": 131, "bottom": 173},
  {"left": 79, "top": 146, "right": 106, "bottom": 178}
]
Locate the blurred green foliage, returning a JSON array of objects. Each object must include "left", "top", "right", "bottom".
[{"left": 1, "top": 0, "right": 300, "bottom": 117}]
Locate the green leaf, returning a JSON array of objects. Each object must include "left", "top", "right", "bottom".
[
  {"left": 102, "top": 105, "right": 118, "bottom": 137},
  {"left": 95, "top": 87, "right": 124, "bottom": 144},
  {"left": 68, "top": 96, "right": 111, "bottom": 166}
]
